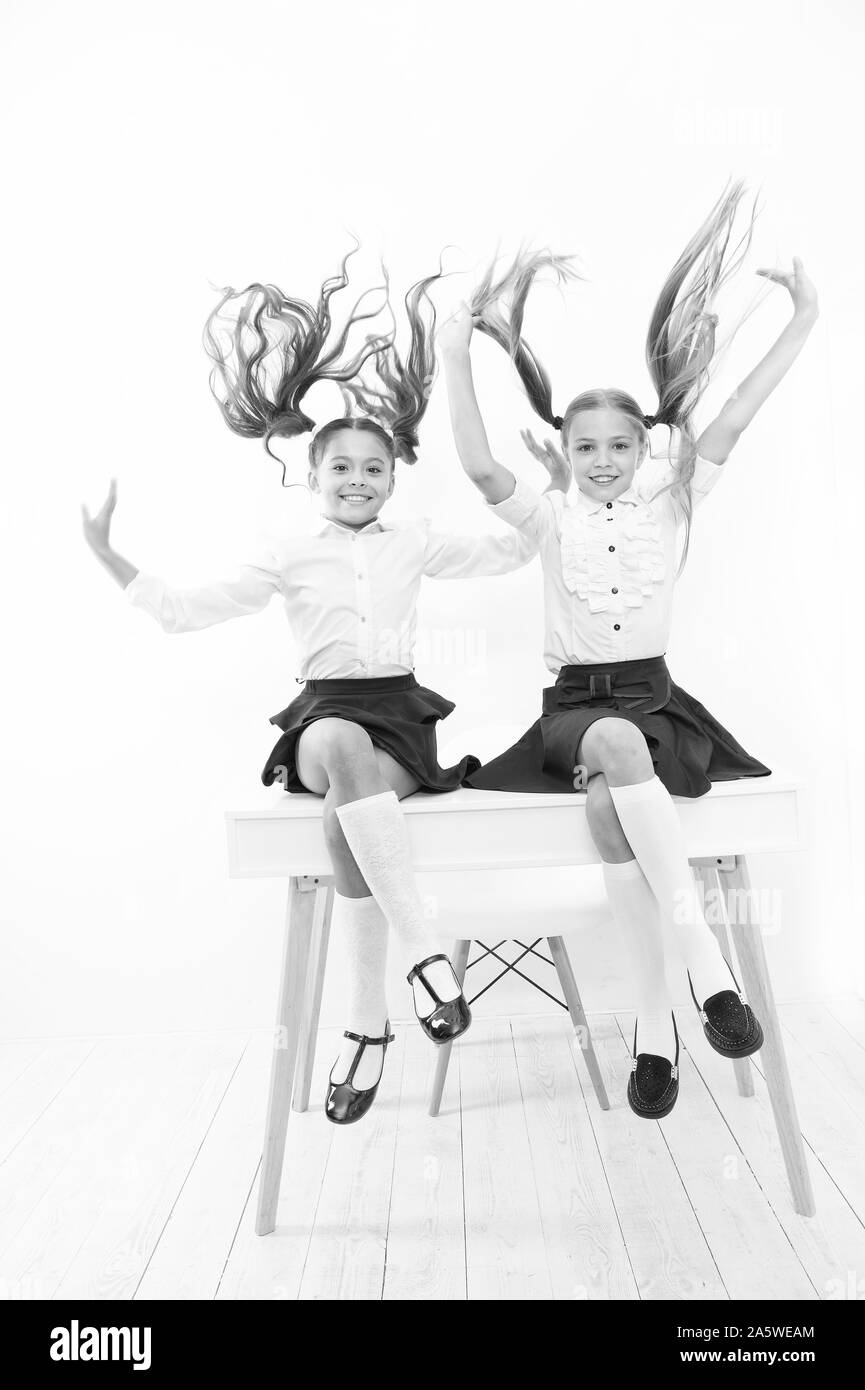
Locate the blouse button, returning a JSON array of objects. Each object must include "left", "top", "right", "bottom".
[
  {"left": 606, "top": 502, "right": 613, "bottom": 509},
  {"left": 613, "top": 623, "right": 621, "bottom": 631},
  {"left": 360, "top": 616, "right": 367, "bottom": 624},
  {"left": 612, "top": 587, "right": 618, "bottom": 594},
  {"left": 608, "top": 545, "right": 615, "bottom": 552}
]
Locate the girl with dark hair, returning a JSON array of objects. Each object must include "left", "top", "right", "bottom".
[
  {"left": 439, "top": 184, "right": 819, "bottom": 1119},
  {"left": 82, "top": 252, "right": 538, "bottom": 1126}
]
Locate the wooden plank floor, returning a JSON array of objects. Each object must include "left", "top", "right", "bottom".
[{"left": 1, "top": 1002, "right": 865, "bottom": 1301}]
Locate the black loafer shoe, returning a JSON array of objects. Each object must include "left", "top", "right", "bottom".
[
  {"left": 626, "top": 1013, "right": 680, "bottom": 1120},
  {"left": 407, "top": 953, "right": 472, "bottom": 1045},
  {"left": 325, "top": 1023, "right": 395, "bottom": 1125},
  {"left": 688, "top": 967, "right": 764, "bottom": 1059}
]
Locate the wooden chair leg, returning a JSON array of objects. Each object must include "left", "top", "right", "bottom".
[
  {"left": 548, "top": 935, "right": 610, "bottom": 1111},
  {"left": 255, "top": 875, "right": 318, "bottom": 1237},
  {"left": 428, "top": 938, "right": 471, "bottom": 1117},
  {"left": 692, "top": 863, "right": 755, "bottom": 1099},
  {"left": 293, "top": 879, "right": 335, "bottom": 1114},
  {"left": 720, "top": 855, "right": 816, "bottom": 1218}
]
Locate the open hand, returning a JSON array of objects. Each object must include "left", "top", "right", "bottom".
[
  {"left": 756, "top": 256, "right": 818, "bottom": 319},
  {"left": 81, "top": 478, "right": 118, "bottom": 555},
  {"left": 520, "top": 428, "right": 571, "bottom": 494}
]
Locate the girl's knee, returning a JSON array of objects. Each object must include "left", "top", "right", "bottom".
[
  {"left": 582, "top": 718, "right": 652, "bottom": 780},
  {"left": 312, "top": 718, "right": 375, "bottom": 767}
]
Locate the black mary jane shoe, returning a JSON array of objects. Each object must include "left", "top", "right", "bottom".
[
  {"left": 626, "top": 1014, "right": 680, "bottom": 1120},
  {"left": 688, "top": 966, "right": 764, "bottom": 1059},
  {"left": 407, "top": 953, "right": 472, "bottom": 1045},
  {"left": 325, "top": 1023, "right": 395, "bottom": 1126}
]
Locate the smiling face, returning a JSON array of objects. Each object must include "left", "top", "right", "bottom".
[
  {"left": 565, "top": 407, "right": 647, "bottom": 503},
  {"left": 309, "top": 427, "right": 395, "bottom": 529}
]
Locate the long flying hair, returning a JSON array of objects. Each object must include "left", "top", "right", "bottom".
[
  {"left": 474, "top": 182, "right": 760, "bottom": 568},
  {"left": 203, "top": 246, "right": 398, "bottom": 485},
  {"left": 470, "top": 247, "right": 582, "bottom": 425},
  {"left": 339, "top": 264, "right": 443, "bottom": 465}
]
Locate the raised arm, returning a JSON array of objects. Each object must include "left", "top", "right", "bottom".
[
  {"left": 81, "top": 478, "right": 139, "bottom": 587},
  {"left": 696, "top": 258, "right": 819, "bottom": 465},
  {"left": 81, "top": 480, "right": 282, "bottom": 633},
  {"left": 438, "top": 303, "right": 519, "bottom": 504}
]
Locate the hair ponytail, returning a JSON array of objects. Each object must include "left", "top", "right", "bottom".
[
  {"left": 202, "top": 245, "right": 389, "bottom": 482},
  {"left": 340, "top": 264, "right": 443, "bottom": 464},
  {"left": 469, "top": 248, "right": 580, "bottom": 428},
  {"left": 644, "top": 178, "right": 759, "bottom": 567}
]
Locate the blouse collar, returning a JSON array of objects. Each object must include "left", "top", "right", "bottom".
[
  {"left": 570, "top": 483, "right": 641, "bottom": 515},
  {"left": 316, "top": 513, "right": 390, "bottom": 538}
]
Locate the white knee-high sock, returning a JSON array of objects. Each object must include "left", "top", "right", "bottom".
[
  {"left": 334, "top": 791, "right": 459, "bottom": 1009},
  {"left": 603, "top": 859, "right": 675, "bottom": 1062},
  {"left": 330, "top": 891, "right": 391, "bottom": 1089},
  {"left": 607, "top": 776, "right": 732, "bottom": 1003}
]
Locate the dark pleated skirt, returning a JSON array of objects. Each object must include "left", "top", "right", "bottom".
[
  {"left": 466, "top": 655, "right": 771, "bottom": 799},
  {"left": 261, "top": 673, "right": 480, "bottom": 794}
]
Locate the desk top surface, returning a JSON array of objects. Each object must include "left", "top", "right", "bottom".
[{"left": 226, "top": 774, "right": 797, "bottom": 822}]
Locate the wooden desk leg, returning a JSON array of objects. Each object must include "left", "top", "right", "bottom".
[
  {"left": 428, "top": 938, "right": 471, "bottom": 1117},
  {"left": 692, "top": 863, "right": 754, "bottom": 1099},
  {"left": 548, "top": 935, "right": 611, "bottom": 1111},
  {"left": 293, "top": 879, "right": 335, "bottom": 1114},
  {"left": 255, "top": 875, "right": 317, "bottom": 1237},
  {"left": 721, "top": 855, "right": 816, "bottom": 1218}
]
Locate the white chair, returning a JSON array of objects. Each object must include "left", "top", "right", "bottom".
[{"left": 225, "top": 772, "right": 813, "bottom": 1235}]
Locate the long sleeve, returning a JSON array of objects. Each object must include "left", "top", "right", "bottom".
[
  {"left": 421, "top": 519, "right": 539, "bottom": 579},
  {"left": 123, "top": 548, "right": 284, "bottom": 633},
  {"left": 482, "top": 476, "right": 557, "bottom": 546}
]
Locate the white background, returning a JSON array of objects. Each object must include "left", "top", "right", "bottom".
[{"left": 1, "top": 0, "right": 862, "bottom": 1038}]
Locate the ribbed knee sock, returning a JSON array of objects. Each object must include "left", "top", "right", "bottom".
[
  {"left": 330, "top": 892, "right": 391, "bottom": 1089},
  {"left": 603, "top": 858, "right": 676, "bottom": 1061},
  {"left": 334, "top": 791, "right": 459, "bottom": 1011},
  {"left": 607, "top": 776, "right": 732, "bottom": 1003}
]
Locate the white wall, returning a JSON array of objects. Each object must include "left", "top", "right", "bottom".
[{"left": 1, "top": 0, "right": 862, "bottom": 1038}]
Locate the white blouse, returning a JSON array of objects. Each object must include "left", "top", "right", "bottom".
[
  {"left": 123, "top": 514, "right": 538, "bottom": 680},
  {"left": 486, "top": 455, "right": 725, "bottom": 672}
]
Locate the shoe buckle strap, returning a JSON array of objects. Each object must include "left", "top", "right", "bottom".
[
  {"left": 408, "top": 954, "right": 456, "bottom": 1010},
  {"left": 342, "top": 1027, "right": 393, "bottom": 1046}
]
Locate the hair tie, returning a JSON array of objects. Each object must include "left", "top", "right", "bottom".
[
  {"left": 552, "top": 415, "right": 564, "bottom": 430},
  {"left": 642, "top": 413, "right": 658, "bottom": 430}
]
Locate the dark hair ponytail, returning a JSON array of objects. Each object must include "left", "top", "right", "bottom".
[
  {"left": 202, "top": 245, "right": 389, "bottom": 481},
  {"left": 469, "top": 248, "right": 579, "bottom": 429},
  {"left": 643, "top": 178, "right": 759, "bottom": 565},
  {"left": 340, "top": 265, "right": 443, "bottom": 464}
]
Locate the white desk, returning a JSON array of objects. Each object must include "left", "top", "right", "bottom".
[{"left": 226, "top": 775, "right": 814, "bottom": 1234}]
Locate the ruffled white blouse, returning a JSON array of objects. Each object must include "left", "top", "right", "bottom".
[{"left": 487, "top": 454, "right": 724, "bottom": 671}]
